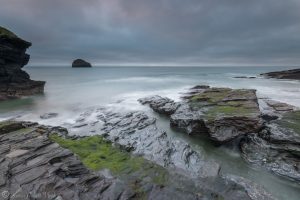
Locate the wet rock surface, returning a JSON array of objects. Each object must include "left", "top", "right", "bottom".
[
  {"left": 139, "top": 86, "right": 262, "bottom": 143},
  {"left": 0, "top": 121, "right": 136, "bottom": 200},
  {"left": 241, "top": 111, "right": 300, "bottom": 182},
  {"left": 40, "top": 112, "right": 59, "bottom": 119},
  {"left": 138, "top": 95, "right": 180, "bottom": 115},
  {"left": 0, "top": 26, "right": 45, "bottom": 100},
  {"left": 62, "top": 107, "right": 277, "bottom": 199},
  {"left": 263, "top": 99, "right": 295, "bottom": 113},
  {"left": 138, "top": 86, "right": 300, "bottom": 185},
  {"left": 0, "top": 120, "right": 275, "bottom": 200},
  {"left": 261, "top": 68, "right": 300, "bottom": 80},
  {"left": 67, "top": 108, "right": 221, "bottom": 180},
  {"left": 216, "top": 175, "right": 275, "bottom": 200}
]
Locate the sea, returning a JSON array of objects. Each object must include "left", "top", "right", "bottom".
[{"left": 1, "top": 66, "right": 300, "bottom": 199}]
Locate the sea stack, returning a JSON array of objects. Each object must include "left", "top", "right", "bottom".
[
  {"left": 72, "top": 59, "right": 92, "bottom": 68},
  {"left": 0, "top": 26, "right": 45, "bottom": 100}
]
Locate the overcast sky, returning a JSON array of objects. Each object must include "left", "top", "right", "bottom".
[{"left": 1, "top": 0, "right": 300, "bottom": 66}]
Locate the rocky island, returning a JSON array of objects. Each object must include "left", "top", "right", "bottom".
[
  {"left": 261, "top": 68, "right": 300, "bottom": 80},
  {"left": 0, "top": 26, "right": 45, "bottom": 100},
  {"left": 72, "top": 59, "right": 92, "bottom": 68}
]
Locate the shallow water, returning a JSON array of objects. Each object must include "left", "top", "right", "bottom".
[{"left": 1, "top": 66, "right": 300, "bottom": 199}]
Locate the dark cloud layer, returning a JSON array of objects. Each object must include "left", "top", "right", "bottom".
[{"left": 1, "top": 0, "right": 300, "bottom": 66}]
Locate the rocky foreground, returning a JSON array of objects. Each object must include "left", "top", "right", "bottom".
[
  {"left": 0, "top": 26, "right": 45, "bottom": 100},
  {"left": 138, "top": 86, "right": 300, "bottom": 182},
  {"left": 261, "top": 68, "right": 300, "bottom": 80},
  {"left": 0, "top": 121, "right": 276, "bottom": 200},
  {"left": 1, "top": 85, "right": 299, "bottom": 199}
]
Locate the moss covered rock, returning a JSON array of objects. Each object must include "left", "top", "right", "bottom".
[
  {"left": 140, "top": 86, "right": 262, "bottom": 143},
  {"left": 0, "top": 26, "right": 18, "bottom": 38}
]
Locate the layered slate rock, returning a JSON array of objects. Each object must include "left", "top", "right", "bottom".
[
  {"left": 261, "top": 68, "right": 300, "bottom": 80},
  {"left": 216, "top": 175, "right": 275, "bottom": 200},
  {"left": 52, "top": 108, "right": 275, "bottom": 200},
  {"left": 138, "top": 95, "right": 180, "bottom": 115},
  {"left": 0, "top": 121, "right": 208, "bottom": 200},
  {"left": 264, "top": 99, "right": 295, "bottom": 113},
  {"left": 241, "top": 110, "right": 300, "bottom": 182},
  {"left": 0, "top": 121, "right": 135, "bottom": 200},
  {"left": 139, "top": 86, "right": 262, "bottom": 143},
  {"left": 66, "top": 108, "right": 221, "bottom": 180},
  {"left": 0, "top": 26, "right": 45, "bottom": 100},
  {"left": 72, "top": 59, "right": 92, "bottom": 68},
  {"left": 0, "top": 120, "right": 275, "bottom": 200}
]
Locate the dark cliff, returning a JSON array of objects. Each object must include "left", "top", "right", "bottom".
[{"left": 0, "top": 26, "right": 45, "bottom": 100}]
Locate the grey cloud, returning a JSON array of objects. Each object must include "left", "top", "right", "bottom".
[{"left": 0, "top": 0, "right": 300, "bottom": 66}]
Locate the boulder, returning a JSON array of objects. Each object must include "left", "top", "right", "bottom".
[
  {"left": 261, "top": 68, "right": 300, "bottom": 80},
  {"left": 0, "top": 26, "right": 45, "bottom": 100},
  {"left": 139, "top": 86, "right": 263, "bottom": 143},
  {"left": 138, "top": 95, "right": 180, "bottom": 115},
  {"left": 72, "top": 59, "right": 92, "bottom": 67}
]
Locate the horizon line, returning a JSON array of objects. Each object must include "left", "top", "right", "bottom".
[{"left": 26, "top": 64, "right": 300, "bottom": 68}]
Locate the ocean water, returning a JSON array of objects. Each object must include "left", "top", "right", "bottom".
[{"left": 1, "top": 66, "right": 300, "bottom": 199}]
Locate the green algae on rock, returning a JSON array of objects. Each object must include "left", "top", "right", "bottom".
[
  {"left": 187, "top": 87, "right": 262, "bottom": 142},
  {"left": 276, "top": 110, "right": 300, "bottom": 134},
  {"left": 0, "top": 121, "right": 138, "bottom": 199},
  {"left": 140, "top": 86, "right": 262, "bottom": 143},
  {"left": 189, "top": 88, "right": 260, "bottom": 119},
  {"left": 50, "top": 134, "right": 169, "bottom": 185},
  {"left": 0, "top": 26, "right": 18, "bottom": 38},
  {"left": 0, "top": 121, "right": 28, "bottom": 134}
]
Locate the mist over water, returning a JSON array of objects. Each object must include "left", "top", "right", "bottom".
[{"left": 1, "top": 66, "right": 300, "bottom": 199}]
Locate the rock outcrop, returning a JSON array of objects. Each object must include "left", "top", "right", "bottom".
[
  {"left": 0, "top": 120, "right": 275, "bottom": 200},
  {"left": 240, "top": 110, "right": 300, "bottom": 182},
  {"left": 64, "top": 108, "right": 221, "bottom": 180},
  {"left": 72, "top": 59, "right": 92, "bottom": 68},
  {"left": 139, "top": 95, "right": 180, "bottom": 115},
  {"left": 261, "top": 68, "right": 300, "bottom": 80},
  {"left": 0, "top": 26, "right": 45, "bottom": 100},
  {"left": 139, "top": 86, "right": 262, "bottom": 143},
  {"left": 138, "top": 86, "right": 300, "bottom": 183},
  {"left": 0, "top": 121, "right": 136, "bottom": 200}
]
